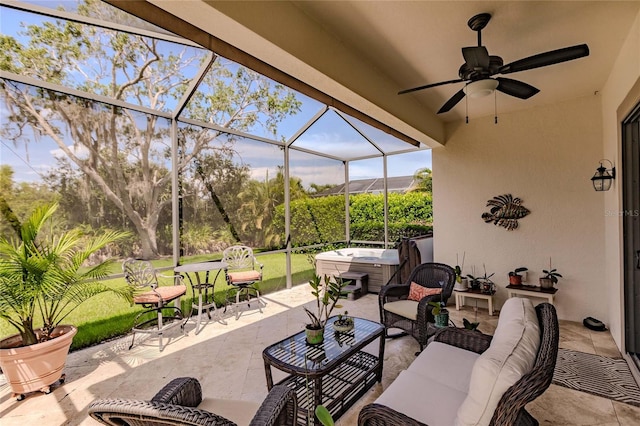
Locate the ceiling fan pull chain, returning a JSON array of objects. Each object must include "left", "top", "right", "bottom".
[
  {"left": 466, "top": 94, "right": 469, "bottom": 124},
  {"left": 494, "top": 91, "right": 498, "bottom": 124}
]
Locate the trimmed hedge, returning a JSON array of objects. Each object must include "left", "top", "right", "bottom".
[{"left": 273, "top": 192, "right": 432, "bottom": 247}]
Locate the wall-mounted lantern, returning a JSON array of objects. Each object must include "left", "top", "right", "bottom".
[{"left": 591, "top": 159, "right": 616, "bottom": 192}]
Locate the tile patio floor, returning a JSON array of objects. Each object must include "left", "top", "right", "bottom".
[{"left": 1, "top": 284, "right": 640, "bottom": 425}]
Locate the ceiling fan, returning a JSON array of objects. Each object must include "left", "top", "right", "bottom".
[{"left": 398, "top": 13, "right": 590, "bottom": 114}]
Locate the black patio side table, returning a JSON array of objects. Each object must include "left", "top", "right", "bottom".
[{"left": 262, "top": 316, "right": 385, "bottom": 426}]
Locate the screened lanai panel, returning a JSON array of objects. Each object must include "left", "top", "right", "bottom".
[
  {"left": 180, "top": 57, "right": 314, "bottom": 143},
  {"left": 0, "top": 79, "right": 173, "bottom": 258},
  {"left": 16, "top": 0, "right": 181, "bottom": 35},
  {"left": 0, "top": 2, "right": 205, "bottom": 113},
  {"left": 291, "top": 109, "right": 380, "bottom": 160},
  {"left": 348, "top": 157, "right": 384, "bottom": 243},
  {"left": 178, "top": 124, "right": 285, "bottom": 257},
  {"left": 341, "top": 112, "right": 424, "bottom": 155},
  {"left": 285, "top": 149, "right": 346, "bottom": 247}
]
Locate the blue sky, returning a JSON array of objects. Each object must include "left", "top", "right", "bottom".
[{"left": 0, "top": 1, "right": 432, "bottom": 188}]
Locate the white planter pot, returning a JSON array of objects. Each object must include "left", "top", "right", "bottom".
[{"left": 0, "top": 325, "right": 77, "bottom": 396}]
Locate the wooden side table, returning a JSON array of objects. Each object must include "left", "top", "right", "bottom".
[
  {"left": 506, "top": 284, "right": 557, "bottom": 305},
  {"left": 454, "top": 288, "right": 495, "bottom": 315}
]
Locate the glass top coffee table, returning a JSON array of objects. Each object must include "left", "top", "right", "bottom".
[{"left": 262, "top": 316, "right": 385, "bottom": 425}]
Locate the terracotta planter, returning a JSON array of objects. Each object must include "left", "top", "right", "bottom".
[
  {"left": 305, "top": 325, "right": 324, "bottom": 345},
  {"left": 509, "top": 275, "right": 523, "bottom": 285},
  {"left": 0, "top": 325, "right": 77, "bottom": 396}
]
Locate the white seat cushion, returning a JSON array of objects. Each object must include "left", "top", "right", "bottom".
[
  {"left": 383, "top": 300, "right": 419, "bottom": 320},
  {"left": 375, "top": 370, "right": 467, "bottom": 426},
  {"left": 408, "top": 341, "right": 480, "bottom": 393},
  {"left": 198, "top": 398, "right": 260, "bottom": 426},
  {"left": 455, "top": 297, "right": 540, "bottom": 426}
]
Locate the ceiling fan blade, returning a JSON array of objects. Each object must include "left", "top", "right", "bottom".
[
  {"left": 496, "top": 77, "right": 540, "bottom": 99},
  {"left": 498, "top": 44, "right": 589, "bottom": 74},
  {"left": 437, "top": 89, "right": 466, "bottom": 114},
  {"left": 462, "top": 46, "right": 490, "bottom": 69},
  {"left": 398, "top": 79, "right": 465, "bottom": 95}
]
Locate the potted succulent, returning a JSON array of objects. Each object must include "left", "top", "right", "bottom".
[
  {"left": 303, "top": 273, "right": 349, "bottom": 344},
  {"left": 0, "top": 202, "right": 131, "bottom": 399},
  {"left": 508, "top": 267, "right": 528, "bottom": 286},
  {"left": 540, "top": 258, "right": 562, "bottom": 289},
  {"left": 428, "top": 301, "right": 449, "bottom": 328},
  {"left": 333, "top": 311, "right": 354, "bottom": 332}
]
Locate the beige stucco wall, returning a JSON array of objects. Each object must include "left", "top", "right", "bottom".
[
  {"left": 433, "top": 94, "right": 604, "bottom": 322},
  {"left": 601, "top": 10, "right": 640, "bottom": 350}
]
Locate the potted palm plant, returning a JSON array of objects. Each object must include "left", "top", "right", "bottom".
[
  {"left": 303, "top": 273, "right": 349, "bottom": 344},
  {"left": 0, "top": 202, "right": 131, "bottom": 400}
]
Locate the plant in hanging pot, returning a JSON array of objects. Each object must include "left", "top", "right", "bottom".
[
  {"left": 508, "top": 267, "right": 528, "bottom": 286},
  {"left": 0, "top": 202, "right": 131, "bottom": 399},
  {"left": 540, "top": 258, "right": 562, "bottom": 289},
  {"left": 303, "top": 273, "right": 349, "bottom": 345}
]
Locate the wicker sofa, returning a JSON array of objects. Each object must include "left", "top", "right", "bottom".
[
  {"left": 359, "top": 298, "right": 559, "bottom": 426},
  {"left": 88, "top": 377, "right": 297, "bottom": 426}
]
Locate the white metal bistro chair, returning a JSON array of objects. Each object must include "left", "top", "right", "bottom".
[
  {"left": 122, "top": 259, "right": 187, "bottom": 351},
  {"left": 222, "top": 245, "right": 266, "bottom": 319}
]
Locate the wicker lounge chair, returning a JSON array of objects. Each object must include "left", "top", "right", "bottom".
[
  {"left": 88, "top": 377, "right": 297, "bottom": 426},
  {"left": 358, "top": 302, "right": 559, "bottom": 426},
  {"left": 379, "top": 262, "right": 456, "bottom": 351}
]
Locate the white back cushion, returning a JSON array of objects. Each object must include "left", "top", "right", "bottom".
[{"left": 455, "top": 298, "right": 540, "bottom": 426}]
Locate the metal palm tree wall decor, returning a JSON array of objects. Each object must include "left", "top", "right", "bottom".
[{"left": 482, "top": 194, "right": 530, "bottom": 230}]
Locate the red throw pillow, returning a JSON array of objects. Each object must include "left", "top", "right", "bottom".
[{"left": 407, "top": 282, "right": 442, "bottom": 301}]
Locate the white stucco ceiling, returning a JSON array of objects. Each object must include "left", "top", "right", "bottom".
[{"left": 139, "top": 1, "right": 639, "bottom": 145}]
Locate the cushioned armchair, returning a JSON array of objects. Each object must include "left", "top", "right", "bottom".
[
  {"left": 379, "top": 262, "right": 456, "bottom": 351},
  {"left": 88, "top": 377, "right": 297, "bottom": 426}
]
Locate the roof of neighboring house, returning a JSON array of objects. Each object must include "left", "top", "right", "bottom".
[{"left": 314, "top": 175, "right": 417, "bottom": 196}]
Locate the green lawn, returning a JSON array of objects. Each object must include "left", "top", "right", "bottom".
[{"left": 0, "top": 252, "right": 315, "bottom": 350}]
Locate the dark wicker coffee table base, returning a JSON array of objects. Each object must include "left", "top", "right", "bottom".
[{"left": 277, "top": 351, "right": 378, "bottom": 425}]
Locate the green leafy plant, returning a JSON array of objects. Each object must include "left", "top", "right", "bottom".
[
  {"left": 542, "top": 258, "right": 563, "bottom": 284},
  {"left": 428, "top": 301, "right": 446, "bottom": 316},
  {"left": 315, "top": 405, "right": 334, "bottom": 426},
  {"left": 463, "top": 318, "right": 480, "bottom": 331},
  {"left": 508, "top": 267, "right": 528, "bottom": 277},
  {"left": 335, "top": 311, "right": 354, "bottom": 327},
  {"left": 0, "top": 202, "right": 132, "bottom": 346},
  {"left": 304, "top": 273, "right": 349, "bottom": 329}
]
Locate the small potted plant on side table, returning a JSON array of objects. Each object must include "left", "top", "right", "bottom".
[
  {"left": 508, "top": 267, "right": 528, "bottom": 286},
  {"left": 540, "top": 258, "right": 562, "bottom": 289}
]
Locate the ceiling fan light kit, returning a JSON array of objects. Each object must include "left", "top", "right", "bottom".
[
  {"left": 464, "top": 79, "right": 499, "bottom": 98},
  {"left": 399, "top": 12, "right": 590, "bottom": 119}
]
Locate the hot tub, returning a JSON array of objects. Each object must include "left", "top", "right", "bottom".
[{"left": 315, "top": 248, "right": 400, "bottom": 293}]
